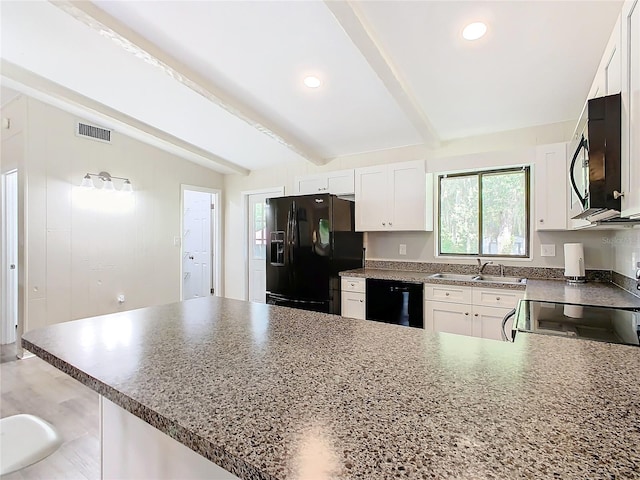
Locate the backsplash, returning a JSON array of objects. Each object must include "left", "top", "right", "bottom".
[{"left": 365, "top": 260, "right": 612, "bottom": 282}]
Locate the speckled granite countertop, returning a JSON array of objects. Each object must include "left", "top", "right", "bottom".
[
  {"left": 341, "top": 268, "right": 526, "bottom": 290},
  {"left": 23, "top": 297, "right": 640, "bottom": 479},
  {"left": 525, "top": 279, "right": 640, "bottom": 308}
]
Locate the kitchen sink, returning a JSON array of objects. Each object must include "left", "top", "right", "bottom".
[
  {"left": 429, "top": 273, "right": 526, "bottom": 284},
  {"left": 472, "top": 274, "right": 526, "bottom": 284},
  {"left": 429, "top": 273, "right": 477, "bottom": 281}
]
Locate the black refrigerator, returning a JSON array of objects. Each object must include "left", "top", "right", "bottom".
[{"left": 266, "top": 194, "right": 363, "bottom": 314}]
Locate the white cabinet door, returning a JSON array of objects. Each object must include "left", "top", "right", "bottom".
[
  {"left": 472, "top": 305, "right": 514, "bottom": 342},
  {"left": 355, "top": 160, "right": 431, "bottom": 232},
  {"left": 326, "top": 170, "right": 355, "bottom": 195},
  {"left": 341, "top": 277, "right": 366, "bottom": 293},
  {"left": 341, "top": 292, "right": 365, "bottom": 319},
  {"left": 605, "top": 16, "right": 622, "bottom": 95},
  {"left": 425, "top": 301, "right": 473, "bottom": 337},
  {"left": 472, "top": 287, "right": 523, "bottom": 310},
  {"left": 621, "top": 0, "right": 640, "bottom": 218},
  {"left": 294, "top": 170, "right": 355, "bottom": 196},
  {"left": 295, "top": 175, "right": 327, "bottom": 195},
  {"left": 424, "top": 284, "right": 473, "bottom": 304},
  {"left": 535, "top": 143, "right": 568, "bottom": 230},
  {"left": 355, "top": 165, "right": 389, "bottom": 231},
  {"left": 389, "top": 162, "right": 430, "bottom": 231}
]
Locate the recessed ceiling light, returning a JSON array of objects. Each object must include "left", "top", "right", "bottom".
[
  {"left": 303, "top": 76, "right": 321, "bottom": 88},
  {"left": 462, "top": 22, "right": 487, "bottom": 41}
]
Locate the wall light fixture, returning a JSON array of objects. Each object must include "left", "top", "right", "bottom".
[{"left": 81, "top": 171, "right": 133, "bottom": 192}]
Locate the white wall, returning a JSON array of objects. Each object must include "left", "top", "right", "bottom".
[
  {"left": 223, "top": 119, "right": 615, "bottom": 300},
  {"left": 610, "top": 229, "right": 640, "bottom": 278},
  {"left": 1, "top": 95, "right": 224, "bottom": 335}
]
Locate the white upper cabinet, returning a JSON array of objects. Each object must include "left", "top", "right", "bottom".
[
  {"left": 605, "top": 16, "right": 622, "bottom": 95},
  {"left": 354, "top": 160, "right": 433, "bottom": 231},
  {"left": 621, "top": 0, "right": 640, "bottom": 218},
  {"left": 293, "top": 169, "right": 354, "bottom": 196},
  {"left": 534, "top": 142, "right": 568, "bottom": 230},
  {"left": 587, "top": 15, "right": 622, "bottom": 100}
]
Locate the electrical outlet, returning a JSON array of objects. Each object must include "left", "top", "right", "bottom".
[
  {"left": 540, "top": 244, "right": 556, "bottom": 257},
  {"left": 399, "top": 244, "right": 407, "bottom": 255}
]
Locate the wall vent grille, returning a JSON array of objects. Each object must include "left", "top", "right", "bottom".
[{"left": 76, "top": 122, "right": 112, "bottom": 143}]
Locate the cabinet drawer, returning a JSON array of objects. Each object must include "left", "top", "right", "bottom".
[
  {"left": 424, "top": 284, "right": 472, "bottom": 304},
  {"left": 472, "top": 288, "right": 523, "bottom": 309},
  {"left": 342, "top": 277, "right": 366, "bottom": 293},
  {"left": 341, "top": 292, "right": 365, "bottom": 319}
]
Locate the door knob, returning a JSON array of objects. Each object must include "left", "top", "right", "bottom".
[{"left": 613, "top": 190, "right": 624, "bottom": 199}]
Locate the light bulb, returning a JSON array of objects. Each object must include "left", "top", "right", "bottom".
[
  {"left": 81, "top": 174, "right": 95, "bottom": 189},
  {"left": 102, "top": 179, "right": 115, "bottom": 191},
  {"left": 303, "top": 76, "right": 321, "bottom": 88},
  {"left": 121, "top": 179, "right": 133, "bottom": 193},
  {"left": 462, "top": 22, "right": 487, "bottom": 41}
]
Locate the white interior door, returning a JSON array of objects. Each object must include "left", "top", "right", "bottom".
[
  {"left": 247, "top": 188, "right": 283, "bottom": 303},
  {"left": 2, "top": 170, "right": 18, "bottom": 345},
  {"left": 182, "top": 190, "right": 212, "bottom": 300}
]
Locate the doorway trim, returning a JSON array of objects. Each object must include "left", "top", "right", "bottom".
[
  {"left": 180, "top": 185, "right": 222, "bottom": 301},
  {"left": 1, "top": 170, "right": 18, "bottom": 345},
  {"left": 241, "top": 187, "right": 284, "bottom": 301}
]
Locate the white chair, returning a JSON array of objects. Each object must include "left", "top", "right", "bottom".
[{"left": 0, "top": 414, "right": 62, "bottom": 475}]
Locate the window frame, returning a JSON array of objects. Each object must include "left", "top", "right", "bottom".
[{"left": 437, "top": 166, "right": 531, "bottom": 259}]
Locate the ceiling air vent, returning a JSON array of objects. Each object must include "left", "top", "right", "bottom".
[{"left": 76, "top": 121, "right": 112, "bottom": 143}]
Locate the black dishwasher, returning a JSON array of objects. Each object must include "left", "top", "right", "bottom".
[{"left": 366, "top": 278, "right": 424, "bottom": 328}]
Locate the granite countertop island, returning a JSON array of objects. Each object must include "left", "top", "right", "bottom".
[{"left": 23, "top": 296, "right": 640, "bottom": 479}]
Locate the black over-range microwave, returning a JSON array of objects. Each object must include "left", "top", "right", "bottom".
[{"left": 569, "top": 93, "right": 623, "bottom": 222}]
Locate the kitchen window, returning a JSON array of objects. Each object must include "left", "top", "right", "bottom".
[{"left": 438, "top": 166, "right": 530, "bottom": 258}]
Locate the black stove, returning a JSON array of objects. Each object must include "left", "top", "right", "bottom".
[{"left": 514, "top": 300, "right": 640, "bottom": 347}]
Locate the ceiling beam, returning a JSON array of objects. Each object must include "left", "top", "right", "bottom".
[
  {"left": 325, "top": 1, "right": 440, "bottom": 148},
  {"left": 49, "top": 0, "right": 327, "bottom": 166},
  {"left": 2, "top": 60, "right": 250, "bottom": 176}
]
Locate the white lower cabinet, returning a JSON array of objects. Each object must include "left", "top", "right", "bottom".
[
  {"left": 425, "top": 284, "right": 523, "bottom": 341},
  {"left": 425, "top": 301, "right": 474, "bottom": 337},
  {"left": 341, "top": 277, "right": 366, "bottom": 320},
  {"left": 472, "top": 305, "right": 515, "bottom": 341},
  {"left": 342, "top": 291, "right": 365, "bottom": 319}
]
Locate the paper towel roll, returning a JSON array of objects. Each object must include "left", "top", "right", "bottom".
[{"left": 564, "top": 243, "right": 585, "bottom": 279}]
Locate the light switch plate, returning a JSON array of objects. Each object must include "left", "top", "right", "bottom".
[
  {"left": 540, "top": 244, "right": 556, "bottom": 257},
  {"left": 399, "top": 244, "right": 407, "bottom": 255}
]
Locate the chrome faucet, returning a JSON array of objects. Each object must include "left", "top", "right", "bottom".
[{"left": 477, "top": 258, "right": 493, "bottom": 274}]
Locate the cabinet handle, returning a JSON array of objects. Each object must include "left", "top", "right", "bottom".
[
  {"left": 496, "top": 297, "right": 501, "bottom": 301},
  {"left": 359, "top": 300, "right": 363, "bottom": 303},
  {"left": 389, "top": 222, "right": 393, "bottom": 226},
  {"left": 539, "top": 219, "right": 544, "bottom": 223},
  {"left": 613, "top": 190, "right": 624, "bottom": 199},
  {"left": 445, "top": 292, "right": 450, "bottom": 296},
  {"left": 382, "top": 222, "right": 386, "bottom": 226},
  {"left": 464, "top": 312, "right": 469, "bottom": 316}
]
